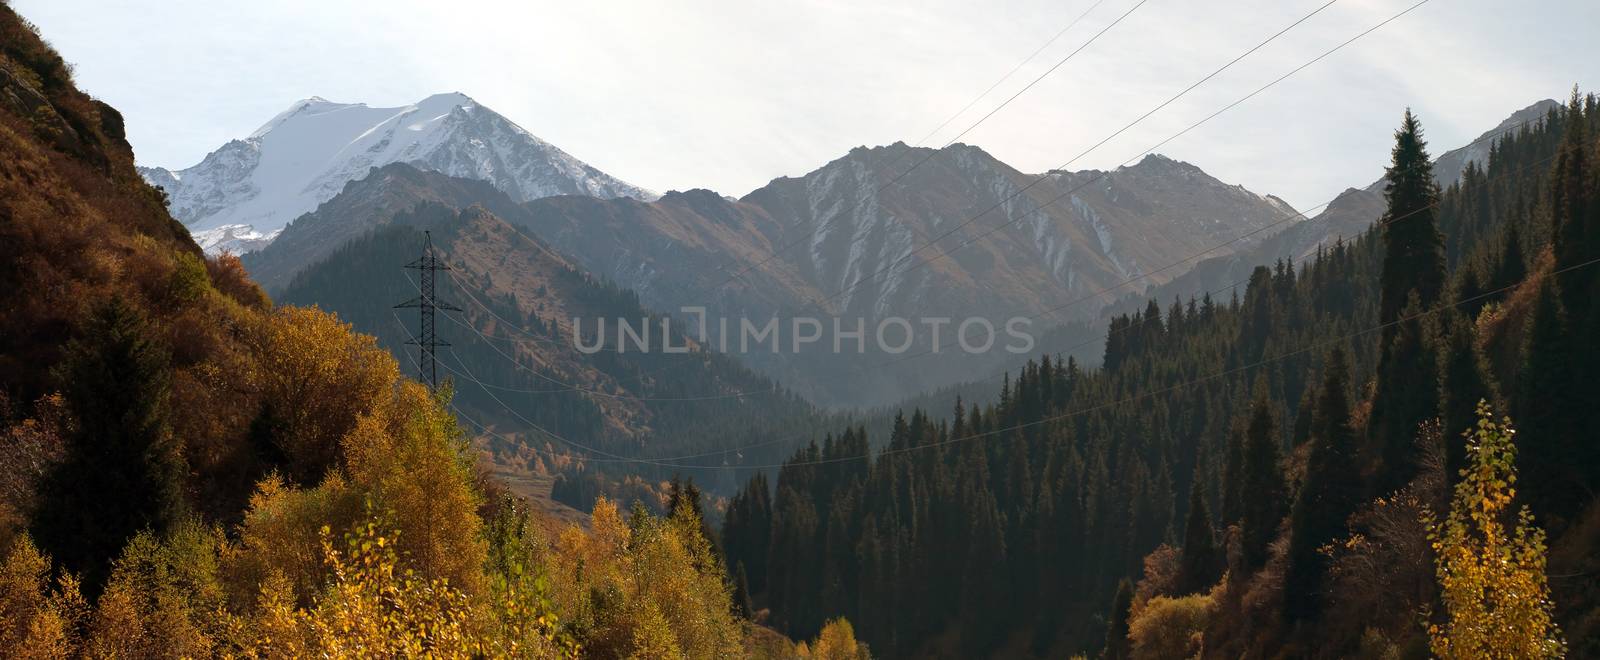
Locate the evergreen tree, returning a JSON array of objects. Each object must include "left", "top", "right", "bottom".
[
  {"left": 1100, "top": 577, "right": 1134, "bottom": 660},
  {"left": 1369, "top": 293, "right": 1441, "bottom": 494},
  {"left": 960, "top": 485, "right": 1009, "bottom": 656},
  {"left": 733, "top": 561, "right": 755, "bottom": 619},
  {"left": 1438, "top": 317, "right": 1495, "bottom": 479},
  {"left": 1284, "top": 348, "right": 1361, "bottom": 621},
  {"left": 1238, "top": 266, "right": 1276, "bottom": 362},
  {"left": 1239, "top": 391, "right": 1287, "bottom": 572},
  {"left": 1370, "top": 109, "right": 1447, "bottom": 495},
  {"left": 1515, "top": 282, "right": 1588, "bottom": 527},
  {"left": 1177, "top": 478, "right": 1220, "bottom": 595},
  {"left": 723, "top": 473, "right": 773, "bottom": 596},
  {"left": 1550, "top": 88, "right": 1595, "bottom": 322},
  {"left": 1291, "top": 378, "right": 1316, "bottom": 448},
  {"left": 30, "top": 297, "right": 187, "bottom": 594},
  {"left": 1221, "top": 426, "right": 1245, "bottom": 527},
  {"left": 1491, "top": 222, "right": 1527, "bottom": 296},
  {"left": 1531, "top": 88, "right": 1600, "bottom": 528},
  {"left": 1378, "top": 109, "right": 1446, "bottom": 333}
]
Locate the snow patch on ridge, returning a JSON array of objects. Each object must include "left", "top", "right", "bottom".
[{"left": 140, "top": 93, "right": 654, "bottom": 254}]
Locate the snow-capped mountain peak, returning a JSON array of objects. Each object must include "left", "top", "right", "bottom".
[{"left": 139, "top": 92, "right": 654, "bottom": 253}]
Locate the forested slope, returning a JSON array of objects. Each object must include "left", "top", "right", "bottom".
[
  {"left": 275, "top": 201, "right": 834, "bottom": 499},
  {"left": 725, "top": 98, "right": 1600, "bottom": 658}
]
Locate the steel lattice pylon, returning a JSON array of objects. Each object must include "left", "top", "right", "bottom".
[{"left": 395, "top": 230, "right": 461, "bottom": 391}]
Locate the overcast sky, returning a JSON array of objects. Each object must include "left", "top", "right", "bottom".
[{"left": 13, "top": 0, "right": 1597, "bottom": 210}]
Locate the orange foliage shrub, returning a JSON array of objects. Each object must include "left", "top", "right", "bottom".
[
  {"left": 206, "top": 252, "right": 269, "bottom": 310},
  {"left": 243, "top": 305, "right": 398, "bottom": 485}
]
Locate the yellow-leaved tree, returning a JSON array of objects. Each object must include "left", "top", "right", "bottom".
[
  {"left": 1426, "top": 401, "right": 1564, "bottom": 658},
  {"left": 549, "top": 496, "right": 744, "bottom": 659},
  {"left": 799, "top": 617, "right": 873, "bottom": 660}
]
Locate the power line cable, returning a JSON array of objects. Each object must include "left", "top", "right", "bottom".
[
  {"left": 909, "top": 0, "right": 1111, "bottom": 150},
  {"left": 698, "top": 0, "right": 1153, "bottom": 293},
  {"left": 876, "top": 111, "right": 1552, "bottom": 371},
  {"left": 644, "top": 137, "right": 1566, "bottom": 466},
  {"left": 805, "top": 0, "right": 1422, "bottom": 316}
]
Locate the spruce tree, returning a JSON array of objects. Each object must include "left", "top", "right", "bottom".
[
  {"left": 723, "top": 472, "right": 772, "bottom": 595},
  {"left": 1100, "top": 577, "right": 1134, "bottom": 660},
  {"left": 1378, "top": 109, "right": 1446, "bottom": 335},
  {"left": 1177, "top": 477, "right": 1220, "bottom": 595},
  {"left": 733, "top": 561, "right": 755, "bottom": 619},
  {"left": 30, "top": 297, "right": 187, "bottom": 594},
  {"left": 1491, "top": 222, "right": 1527, "bottom": 296},
  {"left": 1370, "top": 109, "right": 1446, "bottom": 495},
  {"left": 1535, "top": 89, "right": 1600, "bottom": 528},
  {"left": 1515, "top": 282, "right": 1587, "bottom": 527},
  {"left": 1550, "top": 88, "right": 1595, "bottom": 322},
  {"left": 1369, "top": 293, "right": 1442, "bottom": 494},
  {"left": 1438, "top": 316, "right": 1495, "bottom": 479},
  {"left": 1239, "top": 391, "right": 1287, "bottom": 572},
  {"left": 1238, "top": 266, "right": 1276, "bottom": 362},
  {"left": 1221, "top": 425, "right": 1245, "bottom": 526},
  {"left": 1292, "top": 378, "right": 1317, "bottom": 447},
  {"left": 1284, "top": 348, "right": 1361, "bottom": 621}
]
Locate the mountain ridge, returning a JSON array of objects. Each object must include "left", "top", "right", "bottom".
[
  {"left": 249, "top": 137, "right": 1297, "bottom": 406},
  {"left": 138, "top": 92, "right": 655, "bottom": 253}
]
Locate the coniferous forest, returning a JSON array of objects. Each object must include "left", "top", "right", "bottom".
[
  {"left": 4, "top": 1, "right": 1600, "bottom": 658},
  {"left": 724, "top": 99, "right": 1600, "bottom": 657}
]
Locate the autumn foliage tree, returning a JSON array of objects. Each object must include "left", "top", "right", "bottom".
[{"left": 1427, "top": 402, "right": 1563, "bottom": 658}]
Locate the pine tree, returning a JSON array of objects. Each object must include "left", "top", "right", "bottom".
[
  {"left": 30, "top": 298, "right": 187, "bottom": 594},
  {"left": 1177, "top": 478, "right": 1220, "bottom": 595},
  {"left": 1239, "top": 391, "right": 1287, "bottom": 572},
  {"left": 1284, "top": 348, "right": 1361, "bottom": 621}
]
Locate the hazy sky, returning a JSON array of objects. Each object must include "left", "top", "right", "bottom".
[{"left": 13, "top": 0, "right": 1598, "bottom": 210}]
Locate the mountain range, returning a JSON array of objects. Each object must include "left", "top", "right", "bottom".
[
  {"left": 211, "top": 92, "right": 1557, "bottom": 406},
  {"left": 239, "top": 130, "right": 1297, "bottom": 405},
  {"left": 137, "top": 93, "right": 654, "bottom": 253}
]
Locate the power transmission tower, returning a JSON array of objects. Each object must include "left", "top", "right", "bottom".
[{"left": 396, "top": 230, "right": 461, "bottom": 391}]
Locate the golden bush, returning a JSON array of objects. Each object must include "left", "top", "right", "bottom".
[{"left": 1127, "top": 592, "right": 1212, "bottom": 660}]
